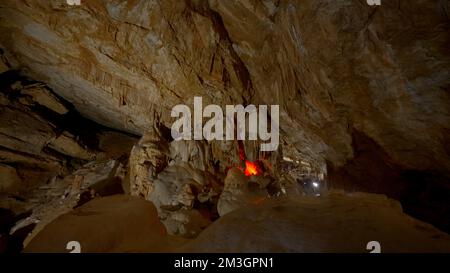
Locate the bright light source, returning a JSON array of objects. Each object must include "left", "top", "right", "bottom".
[
  {"left": 312, "top": 182, "right": 319, "bottom": 188},
  {"left": 244, "top": 161, "right": 260, "bottom": 176}
]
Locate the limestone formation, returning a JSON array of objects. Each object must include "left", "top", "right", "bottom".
[
  {"left": 12, "top": 159, "right": 124, "bottom": 248},
  {"left": 129, "top": 126, "right": 170, "bottom": 198},
  {"left": 23, "top": 192, "right": 450, "bottom": 253},
  {"left": 47, "top": 131, "right": 97, "bottom": 161},
  {"left": 18, "top": 83, "right": 68, "bottom": 115},
  {"left": 0, "top": 76, "right": 136, "bottom": 195},
  {"left": 0, "top": 0, "right": 449, "bottom": 252},
  {"left": 217, "top": 167, "right": 268, "bottom": 216},
  {"left": 184, "top": 191, "right": 450, "bottom": 253},
  {"left": 1, "top": 0, "right": 448, "bottom": 175},
  {"left": 148, "top": 161, "right": 220, "bottom": 237},
  {"left": 24, "top": 195, "right": 186, "bottom": 253}
]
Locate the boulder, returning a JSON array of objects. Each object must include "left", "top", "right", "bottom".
[
  {"left": 184, "top": 191, "right": 450, "bottom": 253},
  {"left": 19, "top": 83, "right": 68, "bottom": 114},
  {"left": 23, "top": 191, "right": 450, "bottom": 253},
  {"left": 0, "top": 164, "right": 22, "bottom": 194},
  {"left": 217, "top": 167, "right": 268, "bottom": 216},
  {"left": 47, "top": 131, "right": 96, "bottom": 161},
  {"left": 24, "top": 195, "right": 186, "bottom": 253},
  {"left": 12, "top": 160, "right": 123, "bottom": 248}
]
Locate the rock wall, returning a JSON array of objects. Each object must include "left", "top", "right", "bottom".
[
  {"left": 0, "top": 0, "right": 449, "bottom": 232},
  {"left": 0, "top": 72, "right": 138, "bottom": 251},
  {"left": 1, "top": 0, "right": 448, "bottom": 174}
]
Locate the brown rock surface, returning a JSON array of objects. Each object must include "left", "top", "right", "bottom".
[
  {"left": 24, "top": 192, "right": 450, "bottom": 253},
  {"left": 1, "top": 0, "right": 448, "bottom": 173},
  {"left": 0, "top": 77, "right": 133, "bottom": 194},
  {"left": 11, "top": 159, "right": 124, "bottom": 247},
  {"left": 0, "top": 49, "right": 9, "bottom": 74},
  {"left": 47, "top": 131, "right": 96, "bottom": 161},
  {"left": 0, "top": 75, "right": 138, "bottom": 252},
  {"left": 19, "top": 83, "right": 68, "bottom": 114},
  {"left": 0, "top": 0, "right": 449, "bottom": 244},
  {"left": 24, "top": 195, "right": 187, "bottom": 253},
  {"left": 0, "top": 164, "right": 22, "bottom": 193},
  {"left": 217, "top": 167, "right": 268, "bottom": 216},
  {"left": 183, "top": 191, "right": 450, "bottom": 253}
]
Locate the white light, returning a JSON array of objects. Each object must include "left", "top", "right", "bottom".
[
  {"left": 312, "top": 182, "right": 319, "bottom": 188},
  {"left": 283, "top": 156, "right": 293, "bottom": 162}
]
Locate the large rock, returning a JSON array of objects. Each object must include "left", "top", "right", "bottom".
[
  {"left": 184, "top": 191, "right": 450, "bottom": 253},
  {"left": 24, "top": 191, "right": 450, "bottom": 253},
  {"left": 0, "top": 105, "right": 56, "bottom": 156},
  {"left": 0, "top": 75, "right": 137, "bottom": 197},
  {"left": 12, "top": 160, "right": 124, "bottom": 248},
  {"left": 129, "top": 131, "right": 223, "bottom": 237},
  {"left": 148, "top": 161, "right": 219, "bottom": 237},
  {"left": 129, "top": 126, "right": 169, "bottom": 198},
  {"left": 24, "top": 195, "right": 186, "bottom": 253},
  {"left": 47, "top": 131, "right": 96, "bottom": 161},
  {"left": 0, "top": 164, "right": 22, "bottom": 194},
  {"left": 0, "top": 98, "right": 63, "bottom": 192},
  {"left": 0, "top": 0, "right": 449, "bottom": 231},
  {"left": 217, "top": 167, "right": 268, "bottom": 216},
  {"left": 19, "top": 83, "right": 68, "bottom": 115}
]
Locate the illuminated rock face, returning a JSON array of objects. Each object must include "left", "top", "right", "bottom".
[
  {"left": 1, "top": 0, "right": 448, "bottom": 171},
  {"left": 0, "top": 1, "right": 449, "bottom": 233}
]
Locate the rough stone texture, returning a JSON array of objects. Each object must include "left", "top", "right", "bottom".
[
  {"left": 24, "top": 195, "right": 186, "bottom": 253},
  {"left": 0, "top": 76, "right": 132, "bottom": 195},
  {"left": 23, "top": 192, "right": 450, "bottom": 253},
  {"left": 0, "top": 80, "right": 76, "bottom": 191},
  {"left": 183, "top": 191, "right": 450, "bottom": 253},
  {"left": 129, "top": 125, "right": 170, "bottom": 198},
  {"left": 12, "top": 159, "right": 124, "bottom": 248},
  {"left": 0, "top": 99, "right": 57, "bottom": 156},
  {"left": 0, "top": 0, "right": 449, "bottom": 232},
  {"left": 144, "top": 159, "right": 220, "bottom": 237},
  {"left": 0, "top": 49, "right": 9, "bottom": 74},
  {"left": 0, "top": 164, "right": 22, "bottom": 193},
  {"left": 19, "top": 83, "right": 68, "bottom": 114},
  {"left": 47, "top": 131, "right": 97, "bottom": 160},
  {"left": 1, "top": 0, "right": 448, "bottom": 173},
  {"left": 96, "top": 130, "right": 137, "bottom": 160},
  {"left": 217, "top": 167, "right": 268, "bottom": 216},
  {"left": 0, "top": 75, "right": 138, "bottom": 252}
]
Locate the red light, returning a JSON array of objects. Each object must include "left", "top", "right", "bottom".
[{"left": 244, "top": 161, "right": 260, "bottom": 176}]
